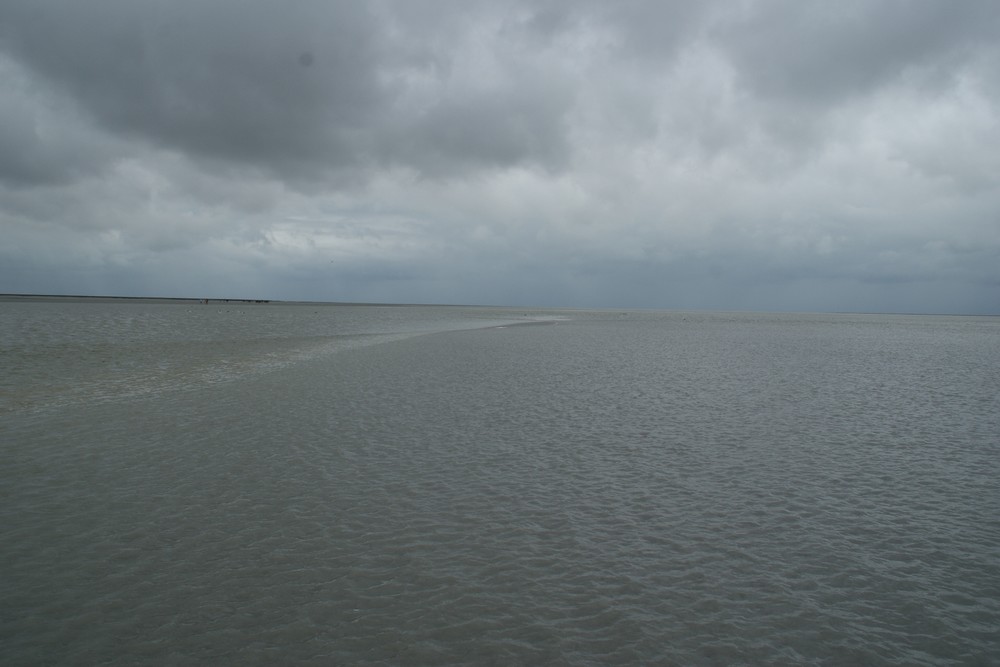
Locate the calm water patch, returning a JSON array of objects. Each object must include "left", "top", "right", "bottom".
[{"left": 2, "top": 303, "right": 999, "bottom": 665}]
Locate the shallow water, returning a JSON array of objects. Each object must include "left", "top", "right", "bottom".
[{"left": 3, "top": 302, "right": 999, "bottom": 665}]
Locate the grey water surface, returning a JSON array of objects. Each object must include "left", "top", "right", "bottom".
[{"left": 2, "top": 301, "right": 999, "bottom": 665}]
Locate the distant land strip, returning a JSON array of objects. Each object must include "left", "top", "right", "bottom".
[
  {"left": 0, "top": 294, "right": 481, "bottom": 308},
  {"left": 0, "top": 293, "right": 275, "bottom": 305}
]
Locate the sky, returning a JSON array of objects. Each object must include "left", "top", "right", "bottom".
[{"left": 1, "top": 1, "right": 998, "bottom": 314}]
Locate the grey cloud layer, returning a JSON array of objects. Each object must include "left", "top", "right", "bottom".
[
  {"left": 1, "top": 1, "right": 998, "bottom": 312},
  {"left": 719, "top": 1, "right": 999, "bottom": 103},
  {"left": 4, "top": 1, "right": 996, "bottom": 182},
  {"left": 0, "top": 0, "right": 577, "bottom": 181}
]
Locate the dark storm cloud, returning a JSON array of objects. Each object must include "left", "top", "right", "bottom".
[
  {"left": 0, "top": 98, "right": 93, "bottom": 187},
  {"left": 0, "top": 56, "right": 119, "bottom": 187},
  {"left": 0, "top": 0, "right": 578, "bottom": 184},
  {"left": 387, "top": 76, "right": 572, "bottom": 176},
  {"left": 1, "top": 0, "right": 998, "bottom": 313},
  {"left": 717, "top": 0, "right": 1000, "bottom": 105},
  {"left": 0, "top": 0, "right": 384, "bottom": 173},
  {"left": 6, "top": 0, "right": 991, "bottom": 187}
]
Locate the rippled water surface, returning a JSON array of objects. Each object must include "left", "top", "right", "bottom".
[{"left": 3, "top": 300, "right": 999, "bottom": 665}]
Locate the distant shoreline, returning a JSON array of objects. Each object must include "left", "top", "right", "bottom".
[
  {"left": 0, "top": 293, "right": 273, "bottom": 305},
  {"left": 1, "top": 294, "right": 994, "bottom": 317},
  {"left": 0, "top": 293, "right": 481, "bottom": 308}
]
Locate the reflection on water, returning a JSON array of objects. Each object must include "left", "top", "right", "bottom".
[{"left": 0, "top": 301, "right": 553, "bottom": 414}]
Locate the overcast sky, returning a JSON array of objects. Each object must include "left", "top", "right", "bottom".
[{"left": 2, "top": 1, "right": 998, "bottom": 313}]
